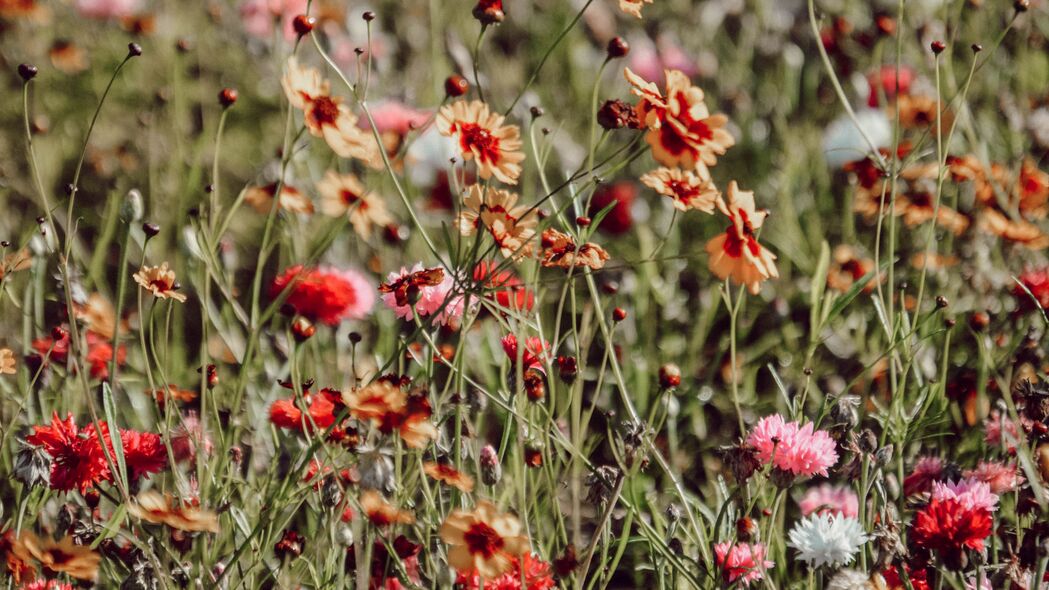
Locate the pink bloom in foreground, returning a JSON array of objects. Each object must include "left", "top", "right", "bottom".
[
  {"left": 798, "top": 484, "right": 859, "bottom": 518},
  {"left": 240, "top": 0, "right": 308, "bottom": 41},
  {"left": 75, "top": 0, "right": 139, "bottom": 19},
  {"left": 362, "top": 102, "right": 431, "bottom": 136},
  {"left": 931, "top": 478, "right": 999, "bottom": 513},
  {"left": 713, "top": 542, "right": 772, "bottom": 586},
  {"left": 381, "top": 264, "right": 463, "bottom": 325},
  {"left": 745, "top": 415, "right": 839, "bottom": 477},
  {"left": 963, "top": 461, "right": 1023, "bottom": 494}
]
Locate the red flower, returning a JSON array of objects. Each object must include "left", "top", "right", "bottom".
[
  {"left": 882, "top": 564, "right": 930, "bottom": 590},
  {"left": 501, "top": 334, "right": 549, "bottom": 371},
  {"left": 118, "top": 429, "right": 168, "bottom": 482},
  {"left": 32, "top": 328, "right": 126, "bottom": 380},
  {"left": 269, "top": 387, "right": 343, "bottom": 433},
  {"left": 474, "top": 262, "right": 534, "bottom": 312},
  {"left": 588, "top": 181, "right": 637, "bottom": 235},
  {"left": 910, "top": 498, "right": 992, "bottom": 569},
  {"left": 1014, "top": 267, "right": 1049, "bottom": 311},
  {"left": 270, "top": 265, "right": 375, "bottom": 325},
  {"left": 347, "top": 536, "right": 422, "bottom": 590},
  {"left": 26, "top": 413, "right": 110, "bottom": 492},
  {"left": 866, "top": 65, "right": 914, "bottom": 107},
  {"left": 455, "top": 553, "right": 556, "bottom": 590}
]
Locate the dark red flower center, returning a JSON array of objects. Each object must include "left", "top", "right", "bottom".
[
  {"left": 458, "top": 123, "right": 500, "bottom": 165},
  {"left": 463, "top": 522, "right": 504, "bottom": 558},
  {"left": 310, "top": 96, "right": 340, "bottom": 127}
]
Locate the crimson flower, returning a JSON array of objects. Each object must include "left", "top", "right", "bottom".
[
  {"left": 269, "top": 387, "right": 344, "bottom": 433},
  {"left": 910, "top": 498, "right": 992, "bottom": 569},
  {"left": 501, "top": 334, "right": 549, "bottom": 371},
  {"left": 588, "top": 181, "right": 637, "bottom": 235},
  {"left": 474, "top": 262, "right": 534, "bottom": 313},
  {"left": 270, "top": 265, "right": 375, "bottom": 325}
]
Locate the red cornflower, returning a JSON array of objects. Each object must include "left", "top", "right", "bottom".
[
  {"left": 910, "top": 498, "right": 992, "bottom": 569},
  {"left": 25, "top": 413, "right": 109, "bottom": 492},
  {"left": 270, "top": 265, "right": 375, "bottom": 325},
  {"left": 501, "top": 334, "right": 549, "bottom": 371},
  {"left": 455, "top": 552, "right": 556, "bottom": 590},
  {"left": 32, "top": 328, "right": 126, "bottom": 380},
  {"left": 118, "top": 428, "right": 168, "bottom": 482},
  {"left": 474, "top": 262, "right": 534, "bottom": 313},
  {"left": 882, "top": 564, "right": 930, "bottom": 590},
  {"left": 269, "top": 387, "right": 343, "bottom": 433}
]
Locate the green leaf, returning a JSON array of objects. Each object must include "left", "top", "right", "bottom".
[
  {"left": 101, "top": 382, "right": 128, "bottom": 493},
  {"left": 824, "top": 261, "right": 890, "bottom": 327},
  {"left": 809, "top": 240, "right": 831, "bottom": 337}
]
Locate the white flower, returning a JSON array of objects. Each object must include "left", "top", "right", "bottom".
[
  {"left": 788, "top": 513, "right": 868, "bottom": 568},
  {"left": 821, "top": 109, "right": 892, "bottom": 169},
  {"left": 827, "top": 568, "right": 876, "bottom": 590}
]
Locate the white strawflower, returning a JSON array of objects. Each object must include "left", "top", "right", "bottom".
[
  {"left": 788, "top": 513, "right": 868, "bottom": 568},
  {"left": 821, "top": 109, "right": 892, "bottom": 168},
  {"left": 827, "top": 568, "right": 876, "bottom": 590}
]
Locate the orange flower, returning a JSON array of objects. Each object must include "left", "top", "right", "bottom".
[
  {"left": 910, "top": 252, "right": 959, "bottom": 270},
  {"left": 619, "top": 0, "right": 653, "bottom": 18},
  {"left": 978, "top": 209, "right": 1049, "bottom": 249},
  {"left": 704, "top": 181, "right": 778, "bottom": 294},
  {"left": 148, "top": 384, "right": 198, "bottom": 407},
  {"left": 624, "top": 68, "right": 735, "bottom": 173},
  {"left": 0, "top": 348, "right": 14, "bottom": 375},
  {"left": 440, "top": 500, "right": 529, "bottom": 578},
  {"left": 133, "top": 262, "right": 188, "bottom": 303},
  {"left": 13, "top": 532, "right": 100, "bottom": 581},
  {"left": 640, "top": 166, "right": 719, "bottom": 213},
  {"left": 360, "top": 490, "right": 415, "bottom": 527},
  {"left": 343, "top": 381, "right": 437, "bottom": 449},
  {"left": 827, "top": 245, "right": 876, "bottom": 293},
  {"left": 344, "top": 380, "right": 407, "bottom": 422},
  {"left": 456, "top": 185, "right": 538, "bottom": 260},
  {"left": 424, "top": 461, "right": 475, "bottom": 492},
  {"left": 244, "top": 182, "right": 314, "bottom": 215},
  {"left": 282, "top": 58, "right": 380, "bottom": 166},
  {"left": 129, "top": 490, "right": 220, "bottom": 533},
  {"left": 316, "top": 170, "right": 392, "bottom": 238},
  {"left": 539, "top": 229, "right": 610, "bottom": 270},
  {"left": 1016, "top": 158, "right": 1049, "bottom": 219},
  {"left": 895, "top": 94, "right": 953, "bottom": 130},
  {"left": 437, "top": 100, "right": 524, "bottom": 184},
  {"left": 75, "top": 293, "right": 119, "bottom": 339}
]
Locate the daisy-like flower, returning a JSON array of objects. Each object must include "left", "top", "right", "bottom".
[
  {"left": 440, "top": 500, "right": 530, "bottom": 578},
  {"left": 12, "top": 532, "right": 100, "bottom": 582},
  {"left": 243, "top": 182, "right": 313, "bottom": 215},
  {"left": 978, "top": 208, "right": 1049, "bottom": 249},
  {"left": 455, "top": 553, "right": 556, "bottom": 590},
  {"left": 133, "top": 262, "right": 187, "bottom": 302},
  {"left": 0, "top": 348, "right": 15, "bottom": 375},
  {"left": 827, "top": 245, "right": 876, "bottom": 293},
  {"left": 282, "top": 58, "right": 380, "bottom": 165},
  {"left": 624, "top": 67, "right": 735, "bottom": 173},
  {"left": 75, "top": 293, "right": 119, "bottom": 340},
  {"left": 270, "top": 265, "right": 375, "bottom": 325},
  {"left": 640, "top": 166, "right": 719, "bottom": 213},
  {"left": 424, "top": 462, "right": 475, "bottom": 492},
  {"left": 619, "top": 0, "right": 653, "bottom": 18},
  {"left": 896, "top": 94, "right": 953, "bottom": 131},
  {"left": 456, "top": 185, "right": 538, "bottom": 260},
  {"left": 129, "top": 490, "right": 220, "bottom": 533},
  {"left": 343, "top": 380, "right": 438, "bottom": 449},
  {"left": 437, "top": 100, "right": 525, "bottom": 184},
  {"left": 360, "top": 490, "right": 415, "bottom": 527},
  {"left": 316, "top": 170, "right": 392, "bottom": 239},
  {"left": 930, "top": 478, "right": 999, "bottom": 513},
  {"left": 910, "top": 498, "right": 992, "bottom": 569},
  {"left": 713, "top": 542, "right": 773, "bottom": 586},
  {"left": 380, "top": 264, "right": 464, "bottom": 325},
  {"left": 745, "top": 414, "right": 839, "bottom": 477},
  {"left": 963, "top": 461, "right": 1023, "bottom": 494},
  {"left": 787, "top": 513, "right": 867, "bottom": 569},
  {"left": 705, "top": 181, "right": 778, "bottom": 295},
  {"left": 798, "top": 484, "right": 860, "bottom": 518},
  {"left": 539, "top": 228, "right": 610, "bottom": 270}
]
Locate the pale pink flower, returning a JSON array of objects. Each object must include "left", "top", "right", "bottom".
[
  {"left": 745, "top": 415, "right": 839, "bottom": 478},
  {"left": 75, "top": 0, "right": 139, "bottom": 19},
  {"left": 362, "top": 102, "right": 431, "bottom": 136},
  {"left": 713, "top": 542, "right": 772, "bottom": 586},
  {"left": 797, "top": 484, "right": 859, "bottom": 518},
  {"left": 931, "top": 478, "right": 999, "bottom": 513},
  {"left": 381, "top": 264, "right": 464, "bottom": 325},
  {"left": 240, "top": 0, "right": 308, "bottom": 41},
  {"left": 984, "top": 409, "right": 1033, "bottom": 452},
  {"left": 963, "top": 461, "right": 1023, "bottom": 494},
  {"left": 627, "top": 34, "right": 699, "bottom": 83}
]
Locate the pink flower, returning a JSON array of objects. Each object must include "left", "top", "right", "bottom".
[
  {"left": 904, "top": 456, "right": 945, "bottom": 496},
  {"left": 983, "top": 409, "right": 1033, "bottom": 452},
  {"left": 627, "top": 34, "right": 699, "bottom": 83},
  {"left": 74, "top": 0, "right": 139, "bottom": 19},
  {"left": 797, "top": 484, "right": 859, "bottom": 518},
  {"left": 381, "top": 264, "right": 464, "bottom": 325},
  {"left": 271, "top": 265, "right": 376, "bottom": 325},
  {"left": 931, "top": 478, "right": 999, "bottom": 513},
  {"left": 963, "top": 461, "right": 1023, "bottom": 494},
  {"left": 713, "top": 542, "right": 772, "bottom": 586},
  {"left": 501, "top": 334, "right": 550, "bottom": 371},
  {"left": 362, "top": 102, "right": 431, "bottom": 137},
  {"left": 240, "top": 0, "right": 308, "bottom": 41},
  {"left": 745, "top": 415, "right": 839, "bottom": 477},
  {"left": 170, "top": 412, "right": 213, "bottom": 463}
]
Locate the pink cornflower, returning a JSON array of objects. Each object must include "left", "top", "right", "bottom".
[
  {"left": 904, "top": 456, "right": 945, "bottom": 496},
  {"left": 713, "top": 542, "right": 772, "bottom": 586},
  {"left": 963, "top": 461, "right": 1023, "bottom": 494},
  {"left": 170, "top": 412, "right": 213, "bottom": 463},
  {"left": 381, "top": 264, "right": 464, "bottom": 325},
  {"left": 797, "top": 484, "right": 859, "bottom": 518},
  {"left": 983, "top": 409, "right": 1032, "bottom": 452},
  {"left": 745, "top": 415, "right": 839, "bottom": 477},
  {"left": 239, "top": 0, "right": 308, "bottom": 41},
  {"left": 74, "top": 0, "right": 139, "bottom": 19},
  {"left": 931, "top": 478, "right": 999, "bottom": 513}
]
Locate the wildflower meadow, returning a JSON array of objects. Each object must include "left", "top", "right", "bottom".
[{"left": 1, "top": 0, "right": 1049, "bottom": 588}]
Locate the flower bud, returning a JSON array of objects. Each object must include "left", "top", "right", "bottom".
[
  {"left": 18, "top": 64, "right": 38, "bottom": 82},
  {"left": 606, "top": 37, "right": 630, "bottom": 59},
  {"left": 274, "top": 530, "right": 305, "bottom": 560},
  {"left": 524, "top": 369, "right": 545, "bottom": 402},
  {"left": 930, "top": 40, "right": 946, "bottom": 55},
  {"left": 218, "top": 88, "right": 238, "bottom": 109},
  {"left": 128, "top": 42, "right": 143, "bottom": 57},
  {"left": 292, "top": 317, "right": 316, "bottom": 342},
  {"left": 480, "top": 444, "right": 502, "bottom": 485},
  {"left": 445, "top": 74, "right": 469, "bottom": 97},
  {"left": 472, "top": 0, "right": 504, "bottom": 24},
  {"left": 557, "top": 355, "right": 578, "bottom": 384},
  {"left": 292, "top": 14, "right": 315, "bottom": 37},
  {"left": 121, "top": 188, "right": 144, "bottom": 222},
  {"left": 659, "top": 363, "right": 681, "bottom": 389}
]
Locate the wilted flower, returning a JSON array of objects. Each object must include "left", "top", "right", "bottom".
[
  {"left": 713, "top": 542, "right": 773, "bottom": 586},
  {"left": 129, "top": 491, "right": 220, "bottom": 533},
  {"left": 380, "top": 264, "right": 463, "bottom": 325},
  {"left": 788, "top": 513, "right": 867, "bottom": 568}
]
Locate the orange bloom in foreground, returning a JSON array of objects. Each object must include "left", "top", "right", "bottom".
[
  {"left": 827, "top": 245, "right": 876, "bottom": 293},
  {"left": 360, "top": 490, "right": 415, "bottom": 527},
  {"left": 456, "top": 185, "right": 538, "bottom": 260},
  {"left": 13, "top": 532, "right": 101, "bottom": 581},
  {"left": 424, "top": 461, "right": 476, "bottom": 492},
  {"left": 440, "top": 500, "right": 529, "bottom": 578},
  {"left": 129, "top": 490, "right": 220, "bottom": 533},
  {"left": 133, "top": 262, "right": 187, "bottom": 303},
  {"left": 540, "top": 229, "right": 610, "bottom": 270},
  {"left": 317, "top": 170, "right": 392, "bottom": 239},
  {"left": 641, "top": 166, "right": 719, "bottom": 213},
  {"left": 244, "top": 182, "right": 313, "bottom": 215},
  {"left": 619, "top": 0, "right": 653, "bottom": 18},
  {"left": 624, "top": 67, "right": 735, "bottom": 173},
  {"left": 437, "top": 100, "right": 524, "bottom": 184},
  {"left": 705, "top": 181, "right": 778, "bottom": 294},
  {"left": 978, "top": 209, "right": 1049, "bottom": 249}
]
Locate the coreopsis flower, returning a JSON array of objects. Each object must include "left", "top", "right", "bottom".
[
  {"left": 75, "top": 293, "right": 120, "bottom": 339},
  {"left": 243, "top": 182, "right": 313, "bottom": 215},
  {"left": 979, "top": 208, "right": 1049, "bottom": 249},
  {"left": 501, "top": 334, "right": 549, "bottom": 371},
  {"left": 896, "top": 94, "right": 953, "bottom": 130},
  {"left": 456, "top": 185, "right": 538, "bottom": 260},
  {"left": 713, "top": 542, "right": 773, "bottom": 586},
  {"left": 798, "top": 484, "right": 860, "bottom": 518},
  {"left": 133, "top": 262, "right": 187, "bottom": 303},
  {"left": 539, "top": 229, "right": 610, "bottom": 270},
  {"left": 827, "top": 245, "right": 876, "bottom": 293},
  {"left": 0, "top": 348, "right": 14, "bottom": 375},
  {"left": 360, "top": 490, "right": 414, "bottom": 527},
  {"left": 624, "top": 67, "right": 735, "bottom": 172},
  {"left": 282, "top": 58, "right": 380, "bottom": 165},
  {"left": 269, "top": 387, "right": 343, "bottom": 433},
  {"left": 903, "top": 456, "right": 946, "bottom": 496},
  {"left": 437, "top": 100, "right": 524, "bottom": 184},
  {"left": 910, "top": 498, "right": 992, "bottom": 569},
  {"left": 455, "top": 553, "right": 556, "bottom": 590},
  {"left": 380, "top": 264, "right": 464, "bottom": 324},
  {"left": 424, "top": 462, "right": 475, "bottom": 492},
  {"left": 745, "top": 414, "right": 839, "bottom": 477},
  {"left": 640, "top": 166, "right": 718, "bottom": 213},
  {"left": 1015, "top": 158, "right": 1049, "bottom": 218},
  {"left": 440, "top": 500, "right": 530, "bottom": 578},
  {"left": 963, "top": 461, "right": 1022, "bottom": 494},
  {"left": 316, "top": 170, "right": 392, "bottom": 239},
  {"left": 930, "top": 478, "right": 998, "bottom": 513},
  {"left": 0, "top": 531, "right": 32, "bottom": 584},
  {"left": 270, "top": 265, "right": 375, "bottom": 325},
  {"left": 12, "top": 532, "right": 100, "bottom": 581},
  {"left": 619, "top": 0, "right": 653, "bottom": 18},
  {"left": 129, "top": 490, "right": 220, "bottom": 533},
  {"left": 705, "top": 182, "right": 778, "bottom": 295},
  {"left": 343, "top": 381, "right": 438, "bottom": 449},
  {"left": 473, "top": 262, "right": 535, "bottom": 312},
  {"left": 787, "top": 513, "right": 867, "bottom": 568}
]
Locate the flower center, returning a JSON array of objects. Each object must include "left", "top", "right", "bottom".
[
  {"left": 463, "top": 522, "right": 504, "bottom": 558},
  {"left": 310, "top": 96, "right": 340, "bottom": 127},
  {"left": 458, "top": 123, "right": 500, "bottom": 164}
]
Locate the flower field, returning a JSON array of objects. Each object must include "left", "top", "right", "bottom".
[{"left": 0, "top": 0, "right": 1048, "bottom": 588}]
